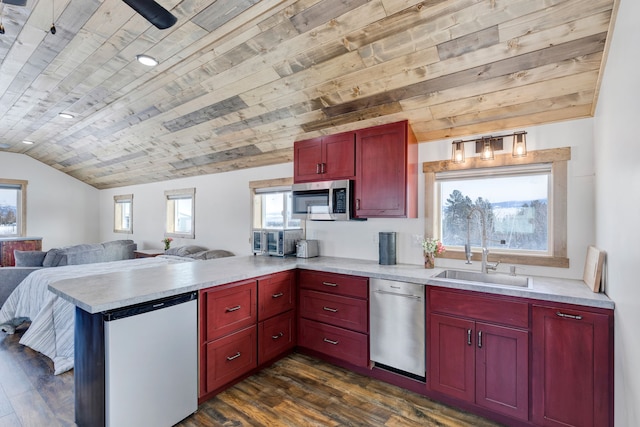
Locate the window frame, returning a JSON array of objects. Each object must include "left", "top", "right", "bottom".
[
  {"left": 113, "top": 194, "right": 133, "bottom": 234},
  {"left": 249, "top": 177, "right": 305, "bottom": 231},
  {"left": 0, "top": 179, "right": 27, "bottom": 237},
  {"left": 423, "top": 147, "right": 570, "bottom": 268},
  {"left": 164, "top": 188, "right": 195, "bottom": 239}
]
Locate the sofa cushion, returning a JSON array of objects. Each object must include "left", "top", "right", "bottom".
[
  {"left": 43, "top": 248, "right": 65, "bottom": 267},
  {"left": 14, "top": 250, "right": 47, "bottom": 267},
  {"left": 165, "top": 245, "right": 207, "bottom": 257},
  {"left": 101, "top": 240, "right": 136, "bottom": 261},
  {"left": 43, "top": 244, "right": 103, "bottom": 267}
]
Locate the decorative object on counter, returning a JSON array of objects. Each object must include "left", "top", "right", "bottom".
[
  {"left": 379, "top": 232, "right": 397, "bottom": 265},
  {"left": 422, "top": 237, "right": 445, "bottom": 269},
  {"left": 161, "top": 237, "right": 173, "bottom": 250}
]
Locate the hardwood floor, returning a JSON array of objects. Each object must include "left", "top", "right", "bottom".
[{"left": 0, "top": 324, "right": 501, "bottom": 426}]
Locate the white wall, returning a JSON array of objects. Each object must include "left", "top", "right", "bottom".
[
  {"left": 307, "top": 118, "right": 596, "bottom": 280},
  {"left": 0, "top": 152, "right": 99, "bottom": 249},
  {"left": 98, "top": 163, "right": 294, "bottom": 255},
  {"left": 594, "top": 0, "right": 640, "bottom": 424}
]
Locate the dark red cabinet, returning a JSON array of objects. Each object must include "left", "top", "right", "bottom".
[
  {"left": 532, "top": 304, "right": 613, "bottom": 427},
  {"left": 258, "top": 270, "right": 295, "bottom": 322},
  {"left": 354, "top": 120, "right": 417, "bottom": 218},
  {"left": 293, "top": 132, "right": 356, "bottom": 183},
  {"left": 428, "top": 288, "right": 529, "bottom": 421},
  {"left": 257, "top": 271, "right": 296, "bottom": 364},
  {"left": 297, "top": 270, "right": 369, "bottom": 368}
]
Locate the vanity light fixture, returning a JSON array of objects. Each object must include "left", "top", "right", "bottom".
[
  {"left": 136, "top": 54, "right": 158, "bottom": 67},
  {"left": 451, "top": 140, "right": 465, "bottom": 164},
  {"left": 512, "top": 131, "right": 527, "bottom": 157},
  {"left": 59, "top": 112, "right": 74, "bottom": 119},
  {"left": 480, "top": 137, "right": 495, "bottom": 160},
  {"left": 449, "top": 131, "right": 528, "bottom": 164}
]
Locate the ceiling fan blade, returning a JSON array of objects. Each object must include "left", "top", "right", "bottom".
[
  {"left": 121, "top": 0, "right": 177, "bottom": 30},
  {"left": 2, "top": 0, "right": 28, "bottom": 6}
]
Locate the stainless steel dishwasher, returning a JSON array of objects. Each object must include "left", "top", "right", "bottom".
[{"left": 370, "top": 278, "right": 425, "bottom": 380}]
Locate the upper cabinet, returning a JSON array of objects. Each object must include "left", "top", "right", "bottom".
[
  {"left": 354, "top": 121, "right": 418, "bottom": 218},
  {"left": 293, "top": 120, "right": 418, "bottom": 218},
  {"left": 293, "top": 132, "right": 356, "bottom": 183}
]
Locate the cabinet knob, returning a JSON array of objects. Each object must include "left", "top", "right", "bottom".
[
  {"left": 323, "top": 338, "right": 339, "bottom": 345},
  {"left": 225, "top": 305, "right": 241, "bottom": 312},
  {"left": 316, "top": 163, "right": 321, "bottom": 174},
  {"left": 556, "top": 311, "right": 583, "bottom": 320},
  {"left": 272, "top": 332, "right": 284, "bottom": 340},
  {"left": 322, "top": 281, "right": 338, "bottom": 287},
  {"left": 478, "top": 330, "right": 483, "bottom": 348},
  {"left": 323, "top": 306, "right": 338, "bottom": 313},
  {"left": 467, "top": 329, "right": 472, "bottom": 346},
  {"left": 272, "top": 292, "right": 284, "bottom": 299},
  {"left": 226, "top": 352, "right": 241, "bottom": 361}
]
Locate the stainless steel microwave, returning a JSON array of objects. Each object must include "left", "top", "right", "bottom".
[
  {"left": 291, "top": 179, "right": 352, "bottom": 221},
  {"left": 252, "top": 228, "right": 303, "bottom": 256}
]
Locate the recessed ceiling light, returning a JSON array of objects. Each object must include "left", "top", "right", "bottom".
[
  {"left": 136, "top": 54, "right": 158, "bottom": 67},
  {"left": 22, "top": 140, "right": 34, "bottom": 145},
  {"left": 59, "top": 112, "right": 74, "bottom": 119}
]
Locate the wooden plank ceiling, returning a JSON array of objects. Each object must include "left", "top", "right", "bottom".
[{"left": 0, "top": 0, "right": 616, "bottom": 189}]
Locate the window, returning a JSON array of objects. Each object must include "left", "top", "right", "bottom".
[
  {"left": 165, "top": 188, "right": 195, "bottom": 239},
  {"left": 438, "top": 165, "right": 550, "bottom": 254},
  {"left": 250, "top": 178, "right": 302, "bottom": 230},
  {"left": 423, "top": 148, "right": 570, "bottom": 267},
  {"left": 114, "top": 194, "right": 133, "bottom": 233},
  {"left": 0, "top": 179, "right": 27, "bottom": 237}
]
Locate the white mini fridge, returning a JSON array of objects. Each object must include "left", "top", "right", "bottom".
[{"left": 103, "top": 292, "right": 198, "bottom": 427}]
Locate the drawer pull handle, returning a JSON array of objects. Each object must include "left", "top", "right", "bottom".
[
  {"left": 272, "top": 332, "right": 284, "bottom": 340},
  {"left": 272, "top": 293, "right": 284, "bottom": 298},
  {"left": 322, "top": 282, "right": 338, "bottom": 287},
  {"left": 226, "top": 305, "right": 241, "bottom": 312},
  {"left": 323, "top": 306, "right": 338, "bottom": 313},
  {"left": 467, "top": 329, "right": 472, "bottom": 346},
  {"left": 323, "top": 338, "right": 339, "bottom": 345},
  {"left": 226, "top": 352, "right": 241, "bottom": 361},
  {"left": 556, "top": 311, "right": 583, "bottom": 320},
  {"left": 478, "top": 331, "right": 483, "bottom": 348},
  {"left": 316, "top": 163, "right": 321, "bottom": 174}
]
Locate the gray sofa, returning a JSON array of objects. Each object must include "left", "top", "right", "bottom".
[{"left": 0, "top": 240, "right": 137, "bottom": 307}]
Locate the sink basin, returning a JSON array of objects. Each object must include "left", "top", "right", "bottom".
[{"left": 434, "top": 269, "right": 532, "bottom": 288}]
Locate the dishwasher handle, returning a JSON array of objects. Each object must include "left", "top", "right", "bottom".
[{"left": 373, "top": 289, "right": 423, "bottom": 300}]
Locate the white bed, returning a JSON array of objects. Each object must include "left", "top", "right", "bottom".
[{"left": 0, "top": 256, "right": 191, "bottom": 374}]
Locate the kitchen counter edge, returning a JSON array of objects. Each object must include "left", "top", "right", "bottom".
[{"left": 48, "top": 255, "right": 614, "bottom": 314}]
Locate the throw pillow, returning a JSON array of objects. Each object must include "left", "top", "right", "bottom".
[{"left": 14, "top": 250, "right": 47, "bottom": 267}]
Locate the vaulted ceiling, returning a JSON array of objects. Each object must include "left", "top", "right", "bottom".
[{"left": 0, "top": 0, "right": 617, "bottom": 189}]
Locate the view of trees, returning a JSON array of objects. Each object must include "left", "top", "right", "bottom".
[
  {"left": 442, "top": 190, "right": 548, "bottom": 251},
  {"left": 0, "top": 205, "right": 17, "bottom": 234}
]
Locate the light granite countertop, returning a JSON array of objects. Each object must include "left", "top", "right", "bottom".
[{"left": 49, "top": 255, "right": 614, "bottom": 313}]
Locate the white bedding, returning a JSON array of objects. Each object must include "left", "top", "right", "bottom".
[{"left": 0, "top": 256, "right": 190, "bottom": 374}]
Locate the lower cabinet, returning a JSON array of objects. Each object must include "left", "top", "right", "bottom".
[
  {"left": 297, "top": 270, "right": 369, "bottom": 368},
  {"left": 204, "top": 325, "right": 257, "bottom": 393},
  {"left": 258, "top": 310, "right": 295, "bottom": 364},
  {"left": 531, "top": 304, "right": 613, "bottom": 427},
  {"left": 428, "top": 288, "right": 529, "bottom": 421}
]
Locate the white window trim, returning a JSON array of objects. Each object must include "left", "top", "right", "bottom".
[
  {"left": 249, "top": 177, "right": 305, "bottom": 232},
  {"left": 113, "top": 194, "right": 133, "bottom": 234},
  {"left": 0, "top": 179, "right": 27, "bottom": 237},
  {"left": 423, "top": 147, "right": 570, "bottom": 268},
  {"left": 164, "top": 188, "right": 195, "bottom": 239}
]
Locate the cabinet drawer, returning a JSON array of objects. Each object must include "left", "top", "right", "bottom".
[
  {"left": 258, "top": 271, "right": 295, "bottom": 321},
  {"left": 204, "top": 325, "right": 257, "bottom": 393},
  {"left": 258, "top": 310, "right": 296, "bottom": 364},
  {"left": 299, "top": 289, "right": 368, "bottom": 333},
  {"left": 298, "top": 270, "right": 368, "bottom": 299},
  {"left": 202, "top": 279, "right": 257, "bottom": 342},
  {"left": 429, "top": 288, "right": 529, "bottom": 329},
  {"left": 298, "top": 318, "right": 368, "bottom": 368}
]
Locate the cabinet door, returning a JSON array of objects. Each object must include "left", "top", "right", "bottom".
[
  {"left": 298, "top": 270, "right": 368, "bottom": 299},
  {"left": 428, "top": 313, "right": 475, "bottom": 403},
  {"left": 204, "top": 325, "right": 257, "bottom": 394},
  {"left": 299, "top": 289, "right": 368, "bottom": 333},
  {"left": 475, "top": 322, "right": 529, "bottom": 421},
  {"left": 298, "top": 318, "right": 368, "bottom": 368},
  {"left": 532, "top": 305, "right": 612, "bottom": 427},
  {"left": 355, "top": 121, "right": 415, "bottom": 218},
  {"left": 258, "top": 271, "right": 295, "bottom": 321},
  {"left": 322, "top": 132, "right": 355, "bottom": 180},
  {"left": 202, "top": 279, "right": 257, "bottom": 342},
  {"left": 258, "top": 310, "right": 296, "bottom": 364},
  {"left": 294, "top": 138, "right": 323, "bottom": 182}
]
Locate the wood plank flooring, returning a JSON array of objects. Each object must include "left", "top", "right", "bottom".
[{"left": 0, "top": 324, "right": 501, "bottom": 426}]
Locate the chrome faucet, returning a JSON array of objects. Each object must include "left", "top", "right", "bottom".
[{"left": 466, "top": 207, "right": 500, "bottom": 273}]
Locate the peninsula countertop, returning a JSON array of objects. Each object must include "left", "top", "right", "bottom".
[{"left": 48, "top": 255, "right": 614, "bottom": 314}]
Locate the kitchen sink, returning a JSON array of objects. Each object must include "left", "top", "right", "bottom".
[{"left": 434, "top": 269, "right": 532, "bottom": 288}]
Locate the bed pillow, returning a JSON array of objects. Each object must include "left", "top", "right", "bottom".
[
  {"left": 164, "top": 245, "right": 207, "bottom": 257},
  {"left": 187, "top": 249, "right": 234, "bottom": 260},
  {"left": 14, "top": 250, "right": 47, "bottom": 267}
]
